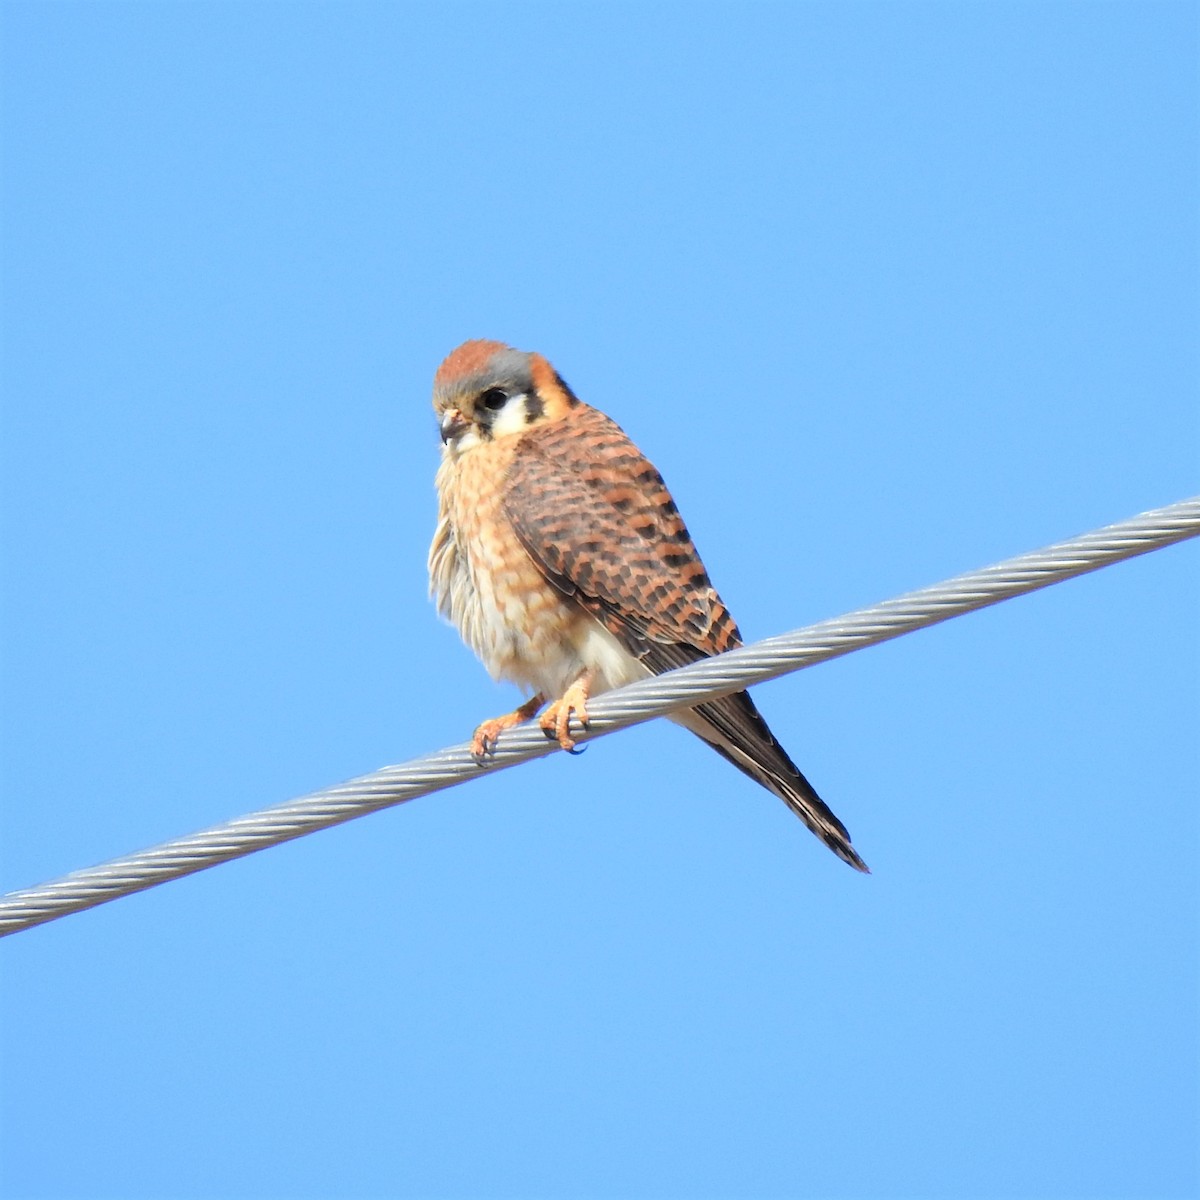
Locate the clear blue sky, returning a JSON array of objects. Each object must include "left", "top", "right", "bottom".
[{"left": 2, "top": 3, "right": 1197, "bottom": 1198}]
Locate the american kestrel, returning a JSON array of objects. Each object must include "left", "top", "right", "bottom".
[{"left": 428, "top": 340, "right": 868, "bottom": 872}]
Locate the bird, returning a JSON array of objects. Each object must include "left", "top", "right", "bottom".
[{"left": 428, "top": 339, "right": 868, "bottom": 872}]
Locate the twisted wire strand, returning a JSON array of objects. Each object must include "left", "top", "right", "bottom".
[{"left": 2, "top": 496, "right": 1197, "bottom": 938}]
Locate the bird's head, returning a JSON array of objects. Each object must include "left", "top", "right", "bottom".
[{"left": 432, "top": 339, "right": 580, "bottom": 454}]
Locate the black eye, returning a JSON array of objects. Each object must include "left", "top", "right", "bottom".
[{"left": 479, "top": 388, "right": 508, "bottom": 412}]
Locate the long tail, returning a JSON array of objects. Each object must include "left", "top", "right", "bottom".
[{"left": 673, "top": 692, "right": 869, "bottom": 873}]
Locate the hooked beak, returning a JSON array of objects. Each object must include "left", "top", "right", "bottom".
[{"left": 439, "top": 408, "right": 469, "bottom": 444}]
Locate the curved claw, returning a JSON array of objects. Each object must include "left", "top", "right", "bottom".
[
  {"left": 470, "top": 694, "right": 547, "bottom": 764},
  {"left": 539, "top": 676, "right": 592, "bottom": 752},
  {"left": 471, "top": 725, "right": 499, "bottom": 764}
]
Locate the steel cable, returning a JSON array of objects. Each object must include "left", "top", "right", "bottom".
[{"left": 2, "top": 495, "right": 1197, "bottom": 937}]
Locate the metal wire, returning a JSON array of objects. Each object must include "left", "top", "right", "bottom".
[{"left": 2, "top": 496, "right": 1197, "bottom": 937}]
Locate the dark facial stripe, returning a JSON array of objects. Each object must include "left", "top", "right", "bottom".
[
  {"left": 524, "top": 391, "right": 545, "bottom": 423},
  {"left": 554, "top": 372, "right": 581, "bottom": 405}
]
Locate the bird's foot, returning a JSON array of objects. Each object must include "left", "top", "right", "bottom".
[
  {"left": 539, "top": 675, "right": 592, "bottom": 752},
  {"left": 471, "top": 693, "right": 546, "bottom": 761}
]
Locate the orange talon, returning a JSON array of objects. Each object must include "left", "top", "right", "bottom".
[
  {"left": 471, "top": 693, "right": 546, "bottom": 761},
  {"left": 539, "top": 674, "right": 592, "bottom": 752}
]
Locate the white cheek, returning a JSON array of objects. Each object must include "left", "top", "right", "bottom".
[{"left": 488, "top": 396, "right": 535, "bottom": 438}]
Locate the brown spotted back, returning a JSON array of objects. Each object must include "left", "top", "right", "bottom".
[{"left": 503, "top": 405, "right": 742, "bottom": 670}]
